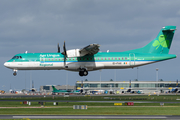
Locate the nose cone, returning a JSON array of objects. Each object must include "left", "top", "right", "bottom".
[{"left": 4, "top": 62, "right": 8, "bottom": 68}]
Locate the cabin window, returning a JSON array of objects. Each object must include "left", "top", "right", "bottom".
[
  {"left": 80, "top": 58, "right": 81, "bottom": 60},
  {"left": 48, "top": 58, "right": 50, "bottom": 61},
  {"left": 76, "top": 58, "right": 78, "bottom": 60},
  {"left": 73, "top": 58, "right": 74, "bottom": 60},
  {"left": 62, "top": 58, "right": 64, "bottom": 60},
  {"left": 20, "top": 56, "right": 22, "bottom": 59},
  {"left": 41, "top": 59, "right": 43, "bottom": 61},
  {"left": 59, "top": 58, "right": 60, "bottom": 61},
  {"left": 101, "top": 58, "right": 103, "bottom": 60},
  {"left": 52, "top": 58, "right": 54, "bottom": 61},
  {"left": 94, "top": 58, "right": 96, "bottom": 60},
  {"left": 87, "top": 58, "right": 89, "bottom": 60},
  {"left": 112, "top": 58, "right": 113, "bottom": 60},
  {"left": 90, "top": 58, "right": 92, "bottom": 60},
  {"left": 105, "top": 58, "right": 107, "bottom": 60},
  {"left": 108, "top": 58, "right": 110, "bottom": 60},
  {"left": 69, "top": 58, "right": 71, "bottom": 60},
  {"left": 125, "top": 57, "right": 127, "bottom": 60},
  {"left": 55, "top": 58, "right": 57, "bottom": 61},
  {"left": 118, "top": 57, "right": 120, "bottom": 60},
  {"left": 115, "top": 58, "right": 117, "bottom": 60},
  {"left": 122, "top": 57, "right": 124, "bottom": 60},
  {"left": 98, "top": 58, "right": 99, "bottom": 60},
  {"left": 84, "top": 58, "right": 86, "bottom": 60}
]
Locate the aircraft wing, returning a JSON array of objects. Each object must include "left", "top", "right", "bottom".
[
  {"left": 66, "top": 44, "right": 100, "bottom": 57},
  {"left": 79, "top": 44, "right": 100, "bottom": 56}
]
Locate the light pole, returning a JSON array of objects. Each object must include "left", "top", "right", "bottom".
[
  {"left": 25, "top": 71, "right": 26, "bottom": 91},
  {"left": 137, "top": 67, "right": 138, "bottom": 81},
  {"left": 100, "top": 70, "right": 101, "bottom": 90},
  {"left": 114, "top": 69, "right": 116, "bottom": 90},
  {"left": 66, "top": 71, "right": 68, "bottom": 90},
  {"left": 156, "top": 68, "right": 159, "bottom": 96}
]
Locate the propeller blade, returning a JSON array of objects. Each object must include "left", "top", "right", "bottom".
[
  {"left": 63, "top": 41, "right": 67, "bottom": 56},
  {"left": 63, "top": 41, "right": 67, "bottom": 66},
  {"left": 57, "top": 43, "right": 60, "bottom": 53}
]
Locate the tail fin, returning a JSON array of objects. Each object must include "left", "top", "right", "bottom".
[
  {"left": 125, "top": 26, "right": 176, "bottom": 54},
  {"left": 176, "top": 80, "right": 178, "bottom": 87},
  {"left": 52, "top": 85, "right": 57, "bottom": 91},
  {"left": 129, "top": 80, "right": 131, "bottom": 88}
]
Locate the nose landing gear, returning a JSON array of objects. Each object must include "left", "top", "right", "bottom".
[
  {"left": 13, "top": 69, "right": 17, "bottom": 76},
  {"left": 79, "top": 68, "right": 88, "bottom": 77},
  {"left": 13, "top": 72, "right": 17, "bottom": 76}
]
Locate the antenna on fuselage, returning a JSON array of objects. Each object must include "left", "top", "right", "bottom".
[{"left": 25, "top": 51, "right": 28, "bottom": 54}]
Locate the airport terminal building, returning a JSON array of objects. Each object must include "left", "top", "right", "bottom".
[
  {"left": 40, "top": 81, "right": 179, "bottom": 94},
  {"left": 75, "top": 81, "right": 179, "bottom": 93}
]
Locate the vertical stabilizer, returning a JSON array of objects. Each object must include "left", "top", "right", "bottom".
[
  {"left": 176, "top": 80, "right": 178, "bottom": 87},
  {"left": 125, "top": 26, "right": 176, "bottom": 54},
  {"left": 52, "top": 86, "right": 57, "bottom": 91},
  {"left": 129, "top": 80, "right": 131, "bottom": 88}
]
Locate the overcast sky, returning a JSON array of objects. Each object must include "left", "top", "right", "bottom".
[{"left": 1, "top": 0, "right": 180, "bottom": 91}]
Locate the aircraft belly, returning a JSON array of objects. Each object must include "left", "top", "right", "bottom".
[
  {"left": 135, "top": 61, "right": 156, "bottom": 66},
  {"left": 65, "top": 62, "right": 105, "bottom": 71}
]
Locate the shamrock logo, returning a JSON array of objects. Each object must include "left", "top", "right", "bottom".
[{"left": 153, "top": 35, "right": 170, "bottom": 49}]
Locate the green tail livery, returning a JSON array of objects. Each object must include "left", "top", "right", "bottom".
[
  {"left": 4, "top": 26, "right": 177, "bottom": 76},
  {"left": 52, "top": 86, "right": 68, "bottom": 93}
]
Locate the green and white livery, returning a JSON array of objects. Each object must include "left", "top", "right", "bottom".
[{"left": 4, "top": 26, "right": 177, "bottom": 76}]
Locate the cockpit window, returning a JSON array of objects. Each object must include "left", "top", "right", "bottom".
[
  {"left": 12, "top": 56, "right": 22, "bottom": 59},
  {"left": 12, "top": 56, "right": 16, "bottom": 59}
]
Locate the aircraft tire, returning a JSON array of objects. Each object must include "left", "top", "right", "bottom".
[
  {"left": 84, "top": 70, "right": 88, "bottom": 76},
  {"left": 79, "top": 71, "right": 84, "bottom": 76},
  {"left": 13, "top": 72, "right": 17, "bottom": 76}
]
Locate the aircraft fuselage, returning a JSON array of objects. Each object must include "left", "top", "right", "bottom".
[{"left": 4, "top": 52, "right": 176, "bottom": 72}]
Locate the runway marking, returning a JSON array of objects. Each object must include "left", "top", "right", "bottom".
[{"left": 13, "top": 115, "right": 167, "bottom": 119}]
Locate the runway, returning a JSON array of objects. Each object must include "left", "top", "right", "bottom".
[
  {"left": 0, "top": 115, "right": 180, "bottom": 119},
  {"left": 1, "top": 99, "right": 180, "bottom": 103}
]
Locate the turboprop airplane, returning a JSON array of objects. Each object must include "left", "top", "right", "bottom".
[
  {"left": 52, "top": 85, "right": 68, "bottom": 93},
  {"left": 4, "top": 26, "right": 177, "bottom": 77},
  {"left": 169, "top": 80, "right": 179, "bottom": 93}
]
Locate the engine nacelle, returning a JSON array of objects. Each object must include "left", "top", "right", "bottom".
[{"left": 66, "top": 49, "right": 88, "bottom": 57}]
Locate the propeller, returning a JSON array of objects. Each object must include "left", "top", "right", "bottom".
[
  {"left": 61, "top": 41, "right": 67, "bottom": 66},
  {"left": 57, "top": 43, "right": 60, "bottom": 53}
]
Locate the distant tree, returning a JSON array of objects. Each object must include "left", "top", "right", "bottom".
[
  {"left": 85, "top": 79, "right": 88, "bottom": 81},
  {"left": 159, "top": 79, "right": 163, "bottom": 81},
  {"left": 134, "top": 79, "right": 138, "bottom": 81},
  {"left": 110, "top": 79, "right": 113, "bottom": 81}
]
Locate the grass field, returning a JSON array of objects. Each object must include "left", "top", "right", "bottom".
[
  {"left": 0, "top": 107, "right": 180, "bottom": 115},
  {"left": 0, "top": 101, "right": 180, "bottom": 107},
  {"left": 1, "top": 95, "right": 180, "bottom": 116}
]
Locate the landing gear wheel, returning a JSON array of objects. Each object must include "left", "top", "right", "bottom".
[
  {"left": 79, "top": 69, "right": 88, "bottom": 76},
  {"left": 13, "top": 72, "right": 17, "bottom": 76},
  {"left": 83, "top": 70, "right": 88, "bottom": 76},
  {"left": 79, "top": 71, "right": 84, "bottom": 76}
]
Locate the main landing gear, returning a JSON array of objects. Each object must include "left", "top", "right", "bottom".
[{"left": 79, "top": 68, "right": 88, "bottom": 77}]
